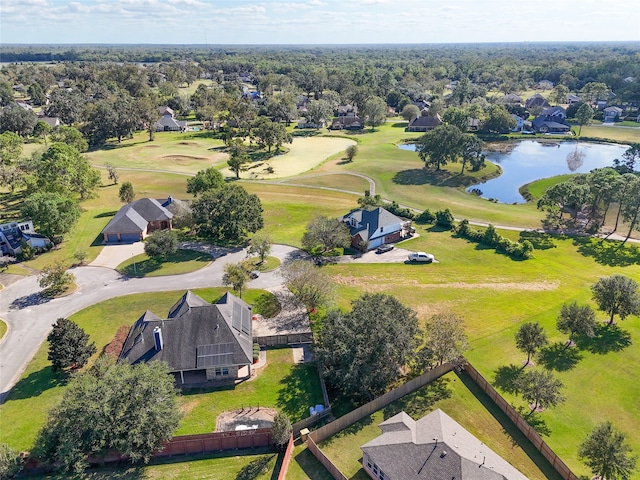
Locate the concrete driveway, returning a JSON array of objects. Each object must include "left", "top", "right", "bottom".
[{"left": 90, "top": 242, "right": 145, "bottom": 269}]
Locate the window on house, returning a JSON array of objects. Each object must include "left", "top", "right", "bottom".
[
  {"left": 380, "top": 226, "right": 383, "bottom": 232},
  {"left": 373, "top": 464, "right": 378, "bottom": 474},
  {"left": 379, "top": 470, "right": 385, "bottom": 480},
  {"left": 222, "top": 367, "right": 229, "bottom": 376},
  {"left": 366, "top": 455, "right": 372, "bottom": 470}
]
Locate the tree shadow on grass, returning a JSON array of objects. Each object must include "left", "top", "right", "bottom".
[
  {"left": 382, "top": 377, "right": 451, "bottom": 420},
  {"left": 577, "top": 324, "right": 632, "bottom": 354},
  {"left": 518, "top": 231, "right": 557, "bottom": 250},
  {"left": 456, "top": 370, "right": 562, "bottom": 479},
  {"left": 514, "top": 406, "right": 552, "bottom": 437},
  {"left": 537, "top": 342, "right": 583, "bottom": 371},
  {"left": 392, "top": 168, "right": 479, "bottom": 187},
  {"left": 493, "top": 364, "right": 524, "bottom": 395},
  {"left": 119, "top": 258, "right": 162, "bottom": 277},
  {"left": 3, "top": 365, "right": 66, "bottom": 402},
  {"left": 293, "top": 447, "right": 334, "bottom": 480},
  {"left": 277, "top": 363, "right": 325, "bottom": 420},
  {"left": 573, "top": 237, "right": 640, "bottom": 267},
  {"left": 236, "top": 454, "right": 276, "bottom": 480}
]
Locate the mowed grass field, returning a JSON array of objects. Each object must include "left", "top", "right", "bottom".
[
  {"left": 0, "top": 288, "right": 323, "bottom": 452},
  {"left": 220, "top": 136, "right": 357, "bottom": 179},
  {"left": 87, "top": 131, "right": 228, "bottom": 175}
]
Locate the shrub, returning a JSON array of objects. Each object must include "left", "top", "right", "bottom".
[
  {"left": 386, "top": 201, "right": 415, "bottom": 219},
  {"left": 0, "top": 443, "right": 22, "bottom": 480},
  {"left": 415, "top": 208, "right": 436, "bottom": 224},
  {"left": 456, "top": 220, "right": 534, "bottom": 260},
  {"left": 435, "top": 209, "right": 455, "bottom": 229}
]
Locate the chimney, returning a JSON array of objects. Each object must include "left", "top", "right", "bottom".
[{"left": 153, "top": 326, "right": 163, "bottom": 351}]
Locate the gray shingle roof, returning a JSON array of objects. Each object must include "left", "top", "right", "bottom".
[
  {"left": 342, "top": 207, "right": 403, "bottom": 242},
  {"left": 409, "top": 114, "right": 442, "bottom": 128},
  {"left": 119, "top": 291, "right": 253, "bottom": 372},
  {"left": 361, "top": 409, "right": 528, "bottom": 480},
  {"left": 102, "top": 198, "right": 173, "bottom": 235}
]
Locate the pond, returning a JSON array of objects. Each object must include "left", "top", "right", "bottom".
[{"left": 399, "top": 141, "right": 629, "bottom": 204}]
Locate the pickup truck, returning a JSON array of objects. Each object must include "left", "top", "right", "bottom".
[{"left": 408, "top": 252, "right": 435, "bottom": 263}]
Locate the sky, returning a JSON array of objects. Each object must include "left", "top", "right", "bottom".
[{"left": 1, "top": 0, "right": 639, "bottom": 45}]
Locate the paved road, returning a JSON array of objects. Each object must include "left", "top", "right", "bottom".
[{"left": 0, "top": 244, "right": 303, "bottom": 402}]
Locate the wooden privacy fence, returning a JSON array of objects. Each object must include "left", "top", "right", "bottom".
[
  {"left": 309, "top": 362, "right": 453, "bottom": 444},
  {"left": 463, "top": 362, "right": 579, "bottom": 480},
  {"left": 82, "top": 429, "right": 274, "bottom": 466},
  {"left": 255, "top": 333, "right": 314, "bottom": 346},
  {"left": 307, "top": 435, "right": 348, "bottom": 480},
  {"left": 277, "top": 434, "right": 295, "bottom": 480},
  {"left": 292, "top": 407, "right": 332, "bottom": 435}
]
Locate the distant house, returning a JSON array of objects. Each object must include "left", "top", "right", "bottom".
[
  {"left": 101, "top": 197, "right": 174, "bottom": 243},
  {"left": 155, "top": 106, "right": 187, "bottom": 132},
  {"left": 407, "top": 114, "right": 442, "bottom": 132},
  {"left": 525, "top": 93, "right": 550, "bottom": 110},
  {"left": 336, "top": 104, "right": 358, "bottom": 117},
  {"left": 595, "top": 100, "right": 608, "bottom": 110},
  {"left": 500, "top": 93, "right": 523, "bottom": 105},
  {"left": 540, "top": 106, "right": 567, "bottom": 120},
  {"left": 603, "top": 106, "right": 623, "bottom": 122},
  {"left": 361, "top": 409, "right": 528, "bottom": 480},
  {"left": 411, "top": 99, "right": 430, "bottom": 111},
  {"left": 297, "top": 118, "right": 324, "bottom": 129},
  {"left": 119, "top": 291, "right": 253, "bottom": 385},
  {"left": 331, "top": 116, "right": 364, "bottom": 130},
  {"left": 537, "top": 80, "right": 554, "bottom": 90},
  {"left": 341, "top": 207, "right": 412, "bottom": 251},
  {"left": 567, "top": 94, "right": 581, "bottom": 105},
  {"left": 0, "top": 220, "right": 51, "bottom": 257},
  {"left": 532, "top": 117, "right": 570, "bottom": 134},
  {"left": 15, "top": 101, "right": 32, "bottom": 111},
  {"left": 510, "top": 114, "right": 526, "bottom": 132},
  {"left": 38, "top": 116, "right": 61, "bottom": 128},
  {"left": 241, "top": 87, "right": 262, "bottom": 101},
  {"left": 467, "top": 118, "right": 481, "bottom": 131}
]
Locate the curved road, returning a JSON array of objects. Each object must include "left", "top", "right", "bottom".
[{"left": 0, "top": 244, "right": 303, "bottom": 402}]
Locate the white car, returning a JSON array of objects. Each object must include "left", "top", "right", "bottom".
[{"left": 408, "top": 252, "right": 435, "bottom": 263}]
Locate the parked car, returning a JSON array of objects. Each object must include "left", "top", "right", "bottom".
[
  {"left": 376, "top": 244, "right": 394, "bottom": 254},
  {"left": 249, "top": 270, "right": 260, "bottom": 279},
  {"left": 408, "top": 252, "right": 435, "bottom": 263}
]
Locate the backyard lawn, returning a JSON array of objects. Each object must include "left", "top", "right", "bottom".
[
  {"left": 0, "top": 288, "right": 324, "bottom": 452},
  {"left": 24, "top": 450, "right": 278, "bottom": 479},
  {"left": 318, "top": 371, "right": 561, "bottom": 480},
  {"left": 0, "top": 319, "right": 6, "bottom": 340}
]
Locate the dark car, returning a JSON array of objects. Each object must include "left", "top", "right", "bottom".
[{"left": 376, "top": 244, "right": 394, "bottom": 254}]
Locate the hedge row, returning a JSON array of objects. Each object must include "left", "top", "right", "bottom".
[{"left": 457, "top": 220, "right": 534, "bottom": 260}]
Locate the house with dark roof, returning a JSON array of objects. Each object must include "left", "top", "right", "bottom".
[
  {"left": 331, "top": 116, "right": 364, "bottom": 130},
  {"left": 336, "top": 104, "right": 358, "bottom": 117},
  {"left": 541, "top": 106, "right": 566, "bottom": 120},
  {"left": 525, "top": 93, "right": 550, "bottom": 110},
  {"left": 155, "top": 106, "right": 187, "bottom": 132},
  {"left": 119, "top": 291, "right": 253, "bottom": 385},
  {"left": 407, "top": 114, "right": 442, "bottom": 132},
  {"left": 0, "top": 220, "right": 51, "bottom": 257},
  {"left": 101, "top": 197, "right": 174, "bottom": 243},
  {"left": 500, "top": 93, "right": 523, "bottom": 105},
  {"left": 603, "top": 106, "right": 623, "bottom": 122},
  {"left": 567, "top": 94, "right": 581, "bottom": 105},
  {"left": 341, "top": 207, "right": 412, "bottom": 250},
  {"left": 531, "top": 116, "right": 570, "bottom": 134},
  {"left": 361, "top": 409, "right": 528, "bottom": 480}
]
